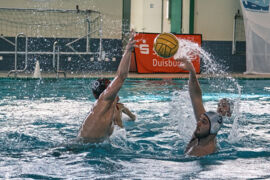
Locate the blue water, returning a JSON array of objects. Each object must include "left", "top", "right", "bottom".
[{"left": 0, "top": 78, "right": 270, "bottom": 179}]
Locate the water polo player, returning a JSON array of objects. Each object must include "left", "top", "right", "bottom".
[
  {"left": 176, "top": 57, "right": 232, "bottom": 156},
  {"left": 78, "top": 30, "right": 136, "bottom": 143}
]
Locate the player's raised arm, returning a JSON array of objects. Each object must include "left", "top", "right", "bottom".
[
  {"left": 177, "top": 57, "right": 206, "bottom": 121},
  {"left": 101, "top": 30, "right": 136, "bottom": 101}
]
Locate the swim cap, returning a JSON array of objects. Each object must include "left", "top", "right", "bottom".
[
  {"left": 91, "top": 78, "right": 111, "bottom": 99},
  {"left": 204, "top": 111, "right": 223, "bottom": 134}
]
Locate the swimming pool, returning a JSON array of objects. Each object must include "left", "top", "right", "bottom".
[{"left": 0, "top": 78, "right": 269, "bottom": 179}]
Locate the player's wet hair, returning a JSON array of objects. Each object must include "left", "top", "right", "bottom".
[{"left": 91, "top": 78, "right": 111, "bottom": 99}]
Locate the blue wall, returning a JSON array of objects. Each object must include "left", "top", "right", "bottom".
[{"left": 201, "top": 41, "right": 246, "bottom": 73}]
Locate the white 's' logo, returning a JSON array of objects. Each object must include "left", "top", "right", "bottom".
[{"left": 139, "top": 40, "right": 149, "bottom": 54}]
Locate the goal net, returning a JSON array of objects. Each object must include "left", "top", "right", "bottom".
[{"left": 0, "top": 8, "right": 102, "bottom": 38}]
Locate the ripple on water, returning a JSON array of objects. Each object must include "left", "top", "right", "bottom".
[{"left": 0, "top": 78, "right": 270, "bottom": 178}]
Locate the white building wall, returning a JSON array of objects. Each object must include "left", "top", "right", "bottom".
[
  {"left": 182, "top": 0, "right": 190, "bottom": 34},
  {"left": 131, "top": 0, "right": 163, "bottom": 33},
  {"left": 162, "top": 0, "right": 172, "bottom": 33},
  {"left": 194, "top": 0, "right": 242, "bottom": 41}
]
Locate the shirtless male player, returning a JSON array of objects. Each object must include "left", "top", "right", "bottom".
[{"left": 78, "top": 31, "right": 136, "bottom": 142}]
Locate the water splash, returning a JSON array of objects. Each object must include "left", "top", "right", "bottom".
[
  {"left": 174, "top": 39, "right": 226, "bottom": 75},
  {"left": 228, "top": 98, "right": 243, "bottom": 143},
  {"left": 172, "top": 38, "right": 243, "bottom": 143},
  {"left": 33, "top": 60, "right": 42, "bottom": 78},
  {"left": 110, "top": 126, "right": 130, "bottom": 151},
  {"left": 170, "top": 89, "right": 195, "bottom": 143}
]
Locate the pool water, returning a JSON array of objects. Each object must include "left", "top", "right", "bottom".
[{"left": 0, "top": 78, "right": 270, "bottom": 179}]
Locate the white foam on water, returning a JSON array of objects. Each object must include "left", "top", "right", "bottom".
[{"left": 110, "top": 125, "right": 129, "bottom": 149}]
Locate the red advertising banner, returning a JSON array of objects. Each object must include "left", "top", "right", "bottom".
[{"left": 134, "top": 33, "right": 201, "bottom": 73}]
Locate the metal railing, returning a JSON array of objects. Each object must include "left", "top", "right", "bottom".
[
  {"left": 65, "top": 15, "right": 103, "bottom": 59},
  {"left": 53, "top": 41, "right": 66, "bottom": 78},
  {"left": 7, "top": 33, "right": 28, "bottom": 77}
]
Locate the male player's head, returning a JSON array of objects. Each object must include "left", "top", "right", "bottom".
[
  {"left": 91, "top": 78, "right": 111, "bottom": 99},
  {"left": 217, "top": 98, "right": 234, "bottom": 117},
  {"left": 195, "top": 111, "right": 223, "bottom": 138}
]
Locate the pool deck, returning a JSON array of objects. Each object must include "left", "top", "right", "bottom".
[
  {"left": 1, "top": 71, "right": 270, "bottom": 79},
  {"left": 0, "top": 71, "right": 270, "bottom": 79}
]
